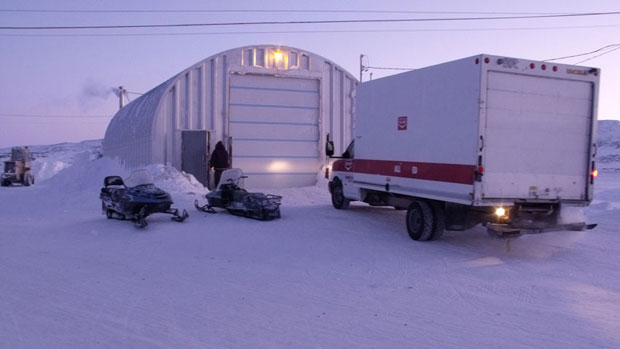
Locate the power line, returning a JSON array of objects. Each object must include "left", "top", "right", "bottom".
[
  {"left": 0, "top": 9, "right": 569, "bottom": 15},
  {"left": 575, "top": 46, "right": 620, "bottom": 64},
  {"left": 545, "top": 44, "right": 620, "bottom": 61},
  {"left": 0, "top": 113, "right": 112, "bottom": 118},
  {"left": 2, "top": 24, "right": 619, "bottom": 37},
  {"left": 2, "top": 11, "right": 620, "bottom": 30}
]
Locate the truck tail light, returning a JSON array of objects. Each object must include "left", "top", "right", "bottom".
[
  {"left": 474, "top": 165, "right": 484, "bottom": 182},
  {"left": 553, "top": 66, "right": 558, "bottom": 72},
  {"left": 591, "top": 161, "right": 597, "bottom": 184},
  {"left": 541, "top": 64, "right": 547, "bottom": 70}
]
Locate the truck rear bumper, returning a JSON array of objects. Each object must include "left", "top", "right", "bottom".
[{"left": 486, "top": 222, "right": 597, "bottom": 238}]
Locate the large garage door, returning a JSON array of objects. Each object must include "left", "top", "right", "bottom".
[
  {"left": 482, "top": 71, "right": 593, "bottom": 200},
  {"left": 229, "top": 74, "right": 320, "bottom": 188}
]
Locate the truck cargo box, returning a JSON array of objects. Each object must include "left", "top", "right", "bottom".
[{"left": 352, "top": 54, "right": 598, "bottom": 207}]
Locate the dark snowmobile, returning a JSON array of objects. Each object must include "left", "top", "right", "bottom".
[
  {"left": 195, "top": 168, "right": 282, "bottom": 221},
  {"left": 100, "top": 170, "right": 189, "bottom": 228}
]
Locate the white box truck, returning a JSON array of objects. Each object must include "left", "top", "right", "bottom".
[{"left": 326, "top": 54, "right": 599, "bottom": 240}]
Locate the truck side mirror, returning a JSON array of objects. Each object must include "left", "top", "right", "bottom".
[{"left": 325, "top": 134, "right": 334, "bottom": 157}]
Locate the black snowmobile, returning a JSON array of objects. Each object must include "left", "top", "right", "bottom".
[
  {"left": 100, "top": 170, "right": 189, "bottom": 228},
  {"left": 195, "top": 168, "right": 282, "bottom": 221}
]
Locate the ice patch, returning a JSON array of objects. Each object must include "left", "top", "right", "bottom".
[{"left": 466, "top": 256, "right": 505, "bottom": 267}]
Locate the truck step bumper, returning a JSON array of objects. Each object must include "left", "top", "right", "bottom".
[{"left": 486, "top": 222, "right": 597, "bottom": 238}]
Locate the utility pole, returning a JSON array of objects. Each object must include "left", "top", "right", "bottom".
[
  {"left": 359, "top": 54, "right": 365, "bottom": 82},
  {"left": 118, "top": 86, "right": 126, "bottom": 109}
]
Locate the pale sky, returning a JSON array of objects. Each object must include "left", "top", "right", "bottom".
[{"left": 1, "top": 0, "right": 619, "bottom": 148}]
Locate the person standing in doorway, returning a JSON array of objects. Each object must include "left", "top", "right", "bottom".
[{"left": 209, "top": 141, "right": 230, "bottom": 188}]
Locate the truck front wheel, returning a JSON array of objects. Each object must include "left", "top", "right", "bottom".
[
  {"left": 406, "top": 201, "right": 434, "bottom": 241},
  {"left": 331, "top": 180, "right": 350, "bottom": 209}
]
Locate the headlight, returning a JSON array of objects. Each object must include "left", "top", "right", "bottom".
[{"left": 495, "top": 207, "right": 506, "bottom": 217}]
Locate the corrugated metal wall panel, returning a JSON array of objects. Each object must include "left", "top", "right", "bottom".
[
  {"left": 229, "top": 122, "right": 318, "bottom": 140},
  {"left": 192, "top": 66, "right": 202, "bottom": 130}
]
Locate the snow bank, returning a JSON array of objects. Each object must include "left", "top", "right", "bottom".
[
  {"left": 1, "top": 139, "right": 204, "bottom": 198},
  {"left": 17, "top": 140, "right": 105, "bottom": 182},
  {"left": 32, "top": 160, "right": 71, "bottom": 182},
  {"left": 42, "top": 152, "right": 128, "bottom": 196},
  {"left": 41, "top": 154, "right": 205, "bottom": 199},
  {"left": 141, "top": 164, "right": 206, "bottom": 195}
]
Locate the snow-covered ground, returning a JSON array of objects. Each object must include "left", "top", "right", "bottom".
[{"left": 2, "top": 122, "right": 620, "bottom": 348}]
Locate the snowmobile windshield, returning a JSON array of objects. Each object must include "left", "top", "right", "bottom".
[{"left": 124, "top": 170, "right": 154, "bottom": 188}]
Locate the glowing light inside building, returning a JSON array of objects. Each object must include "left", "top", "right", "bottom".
[{"left": 268, "top": 161, "right": 290, "bottom": 172}]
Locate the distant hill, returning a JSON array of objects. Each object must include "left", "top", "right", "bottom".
[{"left": 597, "top": 120, "right": 620, "bottom": 172}]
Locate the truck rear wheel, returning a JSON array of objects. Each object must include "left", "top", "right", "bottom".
[
  {"left": 429, "top": 201, "right": 446, "bottom": 240},
  {"left": 406, "top": 200, "right": 434, "bottom": 241},
  {"left": 331, "top": 180, "right": 350, "bottom": 209}
]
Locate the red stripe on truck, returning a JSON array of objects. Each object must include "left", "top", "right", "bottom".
[{"left": 332, "top": 159, "right": 475, "bottom": 185}]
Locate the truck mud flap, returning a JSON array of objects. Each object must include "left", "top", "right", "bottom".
[{"left": 486, "top": 222, "right": 597, "bottom": 239}]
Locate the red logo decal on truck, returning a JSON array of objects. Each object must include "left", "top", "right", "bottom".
[
  {"left": 344, "top": 160, "right": 353, "bottom": 171},
  {"left": 398, "top": 116, "right": 407, "bottom": 130}
]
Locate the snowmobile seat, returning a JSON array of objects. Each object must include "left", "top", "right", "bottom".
[{"left": 104, "top": 176, "right": 126, "bottom": 189}]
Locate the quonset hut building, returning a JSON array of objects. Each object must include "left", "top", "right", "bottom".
[{"left": 103, "top": 45, "right": 357, "bottom": 188}]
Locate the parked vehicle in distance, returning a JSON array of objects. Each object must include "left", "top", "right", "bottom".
[
  {"left": 327, "top": 54, "right": 599, "bottom": 240},
  {"left": 1, "top": 147, "right": 35, "bottom": 187}
]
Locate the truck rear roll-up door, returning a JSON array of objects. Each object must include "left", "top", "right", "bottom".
[{"left": 482, "top": 72, "right": 593, "bottom": 201}]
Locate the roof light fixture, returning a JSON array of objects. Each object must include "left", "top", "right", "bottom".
[{"left": 274, "top": 50, "right": 282, "bottom": 61}]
